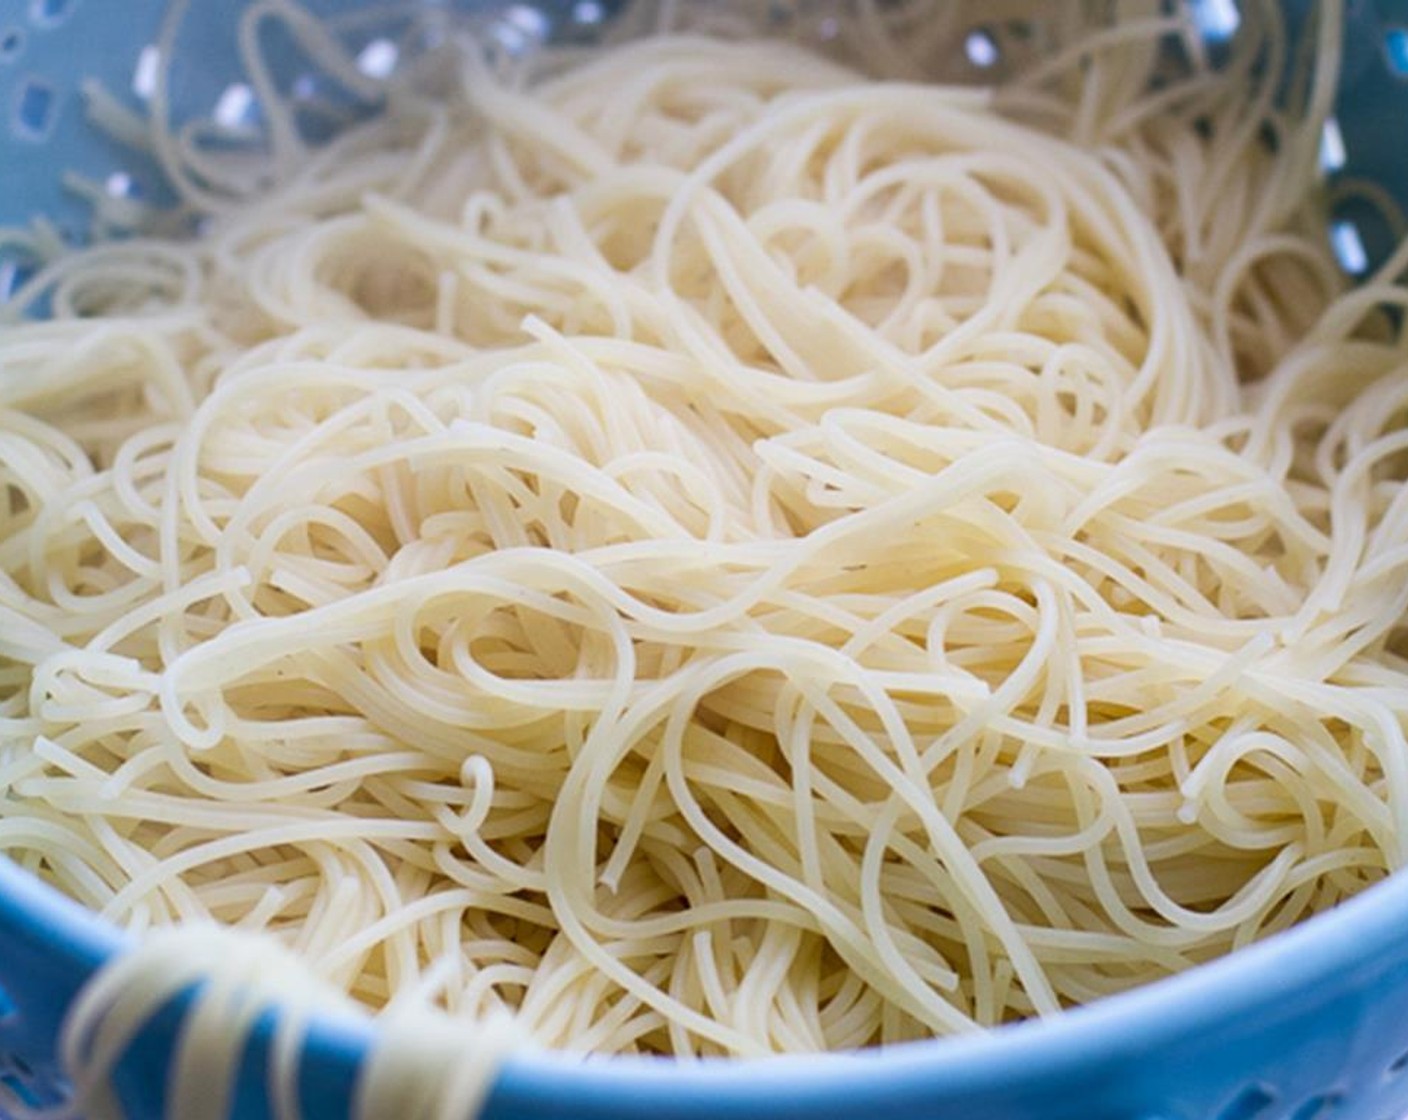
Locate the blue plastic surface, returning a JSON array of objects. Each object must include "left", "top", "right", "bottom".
[{"left": 5, "top": 1, "right": 1408, "bottom": 1118}]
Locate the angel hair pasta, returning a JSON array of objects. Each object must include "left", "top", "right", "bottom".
[{"left": 2, "top": 0, "right": 1406, "bottom": 1115}]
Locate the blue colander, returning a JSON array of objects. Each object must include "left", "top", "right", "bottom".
[{"left": 5, "top": 2, "right": 1408, "bottom": 1118}]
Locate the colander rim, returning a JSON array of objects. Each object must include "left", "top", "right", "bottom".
[{"left": 3, "top": 849, "right": 1405, "bottom": 1112}]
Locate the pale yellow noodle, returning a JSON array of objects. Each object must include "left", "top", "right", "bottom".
[{"left": 2, "top": 1, "right": 1404, "bottom": 1118}]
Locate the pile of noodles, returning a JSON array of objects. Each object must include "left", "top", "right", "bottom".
[{"left": 3, "top": 0, "right": 1408, "bottom": 1115}]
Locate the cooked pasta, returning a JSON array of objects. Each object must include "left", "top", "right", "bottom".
[{"left": 3, "top": 0, "right": 1406, "bottom": 1115}]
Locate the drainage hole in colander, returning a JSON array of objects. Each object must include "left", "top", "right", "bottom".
[
  {"left": 1289, "top": 1092, "right": 1345, "bottom": 1120},
  {"left": 964, "top": 27, "right": 1000, "bottom": 69},
  {"left": 26, "top": 0, "right": 74, "bottom": 30},
  {"left": 0, "top": 247, "right": 37, "bottom": 304},
  {"left": 1328, "top": 190, "right": 1403, "bottom": 278},
  {"left": 1330, "top": 211, "right": 1371, "bottom": 276},
  {"left": 0, "top": 28, "right": 22, "bottom": 62},
  {"left": 11, "top": 78, "right": 58, "bottom": 141},
  {"left": 1385, "top": 1049, "right": 1408, "bottom": 1081},
  {"left": 1387, "top": 26, "right": 1408, "bottom": 75},
  {"left": 1213, "top": 1084, "right": 1277, "bottom": 1120},
  {"left": 571, "top": 0, "right": 606, "bottom": 26}
]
